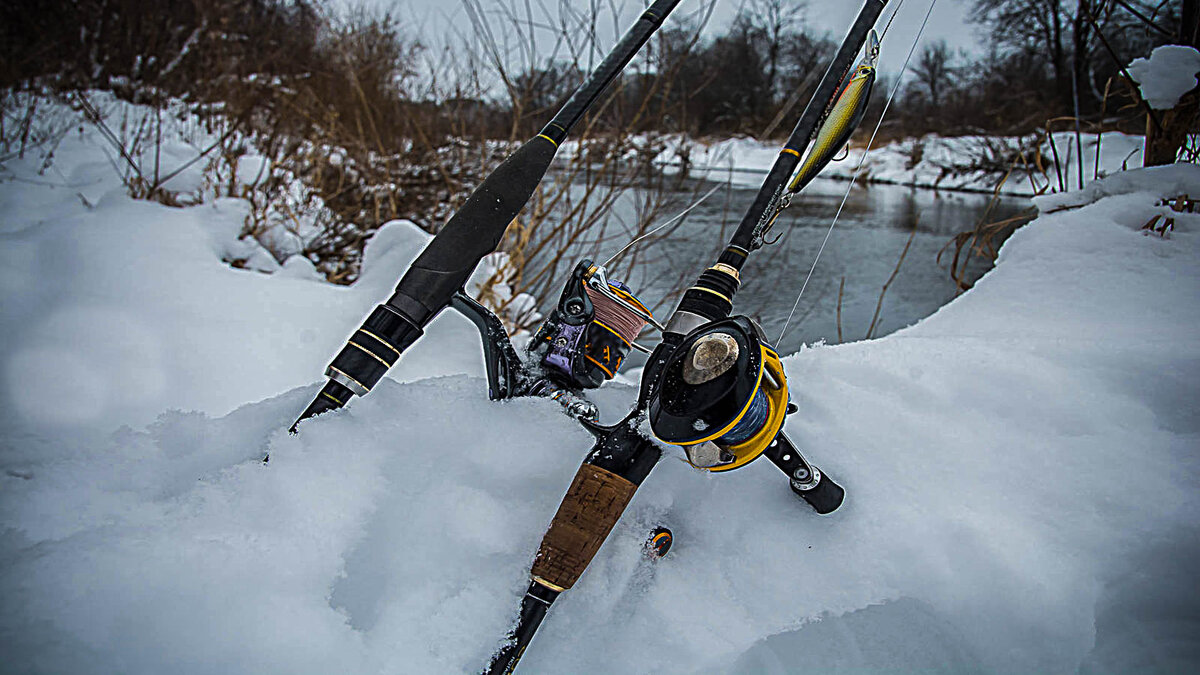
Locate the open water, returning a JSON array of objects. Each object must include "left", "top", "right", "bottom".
[{"left": 544, "top": 175, "right": 1033, "bottom": 359}]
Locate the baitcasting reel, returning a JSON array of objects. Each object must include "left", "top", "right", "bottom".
[{"left": 648, "top": 316, "right": 844, "bottom": 512}]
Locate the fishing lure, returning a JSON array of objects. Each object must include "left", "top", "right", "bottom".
[{"left": 788, "top": 30, "right": 880, "bottom": 194}]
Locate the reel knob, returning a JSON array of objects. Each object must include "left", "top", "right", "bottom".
[
  {"left": 790, "top": 467, "right": 845, "bottom": 515},
  {"left": 682, "top": 333, "right": 739, "bottom": 384}
]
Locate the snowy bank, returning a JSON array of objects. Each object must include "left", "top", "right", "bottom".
[
  {"left": 655, "top": 131, "right": 1147, "bottom": 197},
  {"left": 0, "top": 107, "right": 539, "bottom": 433},
  {"left": 2, "top": 123, "right": 1200, "bottom": 674}
]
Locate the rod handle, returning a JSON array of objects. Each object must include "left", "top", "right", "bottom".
[{"left": 530, "top": 463, "right": 639, "bottom": 591}]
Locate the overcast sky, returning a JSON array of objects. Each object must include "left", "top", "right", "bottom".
[{"left": 365, "top": 0, "right": 983, "bottom": 80}]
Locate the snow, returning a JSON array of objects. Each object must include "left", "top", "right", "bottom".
[
  {"left": 4, "top": 106, "right": 1200, "bottom": 674},
  {"left": 0, "top": 100, "right": 541, "bottom": 432},
  {"left": 654, "top": 132, "right": 1147, "bottom": 197},
  {"left": 1127, "top": 45, "right": 1200, "bottom": 110}
]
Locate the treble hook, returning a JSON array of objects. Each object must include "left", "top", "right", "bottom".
[{"left": 760, "top": 196, "right": 790, "bottom": 246}]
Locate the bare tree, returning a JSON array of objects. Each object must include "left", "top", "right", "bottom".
[
  {"left": 912, "top": 40, "right": 954, "bottom": 109},
  {"left": 745, "top": 0, "right": 808, "bottom": 106},
  {"left": 970, "top": 0, "right": 1070, "bottom": 101},
  {"left": 969, "top": 0, "right": 1182, "bottom": 118}
]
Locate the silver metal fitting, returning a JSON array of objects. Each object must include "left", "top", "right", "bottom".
[
  {"left": 665, "top": 310, "right": 710, "bottom": 336},
  {"left": 791, "top": 465, "right": 821, "bottom": 491},
  {"left": 326, "top": 366, "right": 369, "bottom": 396}
]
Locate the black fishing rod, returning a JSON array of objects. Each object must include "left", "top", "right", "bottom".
[
  {"left": 485, "top": 2, "right": 888, "bottom": 672},
  {"left": 291, "top": 0, "right": 687, "bottom": 430}
]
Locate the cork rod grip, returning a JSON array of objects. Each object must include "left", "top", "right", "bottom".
[{"left": 530, "top": 464, "right": 638, "bottom": 590}]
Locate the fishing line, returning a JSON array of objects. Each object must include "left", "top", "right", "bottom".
[
  {"left": 601, "top": 183, "right": 723, "bottom": 267},
  {"left": 585, "top": 283, "right": 650, "bottom": 345},
  {"left": 777, "top": 0, "right": 938, "bottom": 345}
]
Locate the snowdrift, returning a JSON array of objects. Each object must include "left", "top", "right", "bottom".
[{"left": 2, "top": 128, "right": 1199, "bottom": 674}]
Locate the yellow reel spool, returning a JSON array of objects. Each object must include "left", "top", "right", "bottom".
[{"left": 696, "top": 346, "right": 789, "bottom": 473}]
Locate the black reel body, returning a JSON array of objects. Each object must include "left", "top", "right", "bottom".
[
  {"left": 649, "top": 316, "right": 790, "bottom": 472},
  {"left": 532, "top": 260, "right": 650, "bottom": 391}
]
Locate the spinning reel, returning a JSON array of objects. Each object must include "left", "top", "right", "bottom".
[
  {"left": 530, "top": 260, "right": 659, "bottom": 391},
  {"left": 444, "top": 258, "right": 655, "bottom": 422},
  {"left": 648, "top": 315, "right": 844, "bottom": 512},
  {"left": 650, "top": 317, "right": 789, "bottom": 471}
]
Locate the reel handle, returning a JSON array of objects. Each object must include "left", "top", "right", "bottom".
[
  {"left": 791, "top": 466, "right": 845, "bottom": 515},
  {"left": 763, "top": 431, "right": 845, "bottom": 514}
]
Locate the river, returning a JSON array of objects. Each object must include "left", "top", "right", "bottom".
[{"left": 535, "top": 175, "right": 1033, "bottom": 360}]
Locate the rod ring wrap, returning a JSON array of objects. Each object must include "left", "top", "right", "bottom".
[
  {"left": 357, "top": 329, "right": 401, "bottom": 358},
  {"left": 348, "top": 341, "right": 394, "bottom": 369}
]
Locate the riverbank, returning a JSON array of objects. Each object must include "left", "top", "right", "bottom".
[{"left": 651, "top": 131, "right": 1147, "bottom": 197}]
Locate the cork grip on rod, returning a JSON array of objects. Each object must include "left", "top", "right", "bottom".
[{"left": 530, "top": 464, "right": 638, "bottom": 591}]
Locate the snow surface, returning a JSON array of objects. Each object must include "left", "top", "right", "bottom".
[
  {"left": 654, "top": 132, "right": 1147, "bottom": 197},
  {"left": 3, "top": 114, "right": 1200, "bottom": 673},
  {"left": 0, "top": 107, "right": 543, "bottom": 433},
  {"left": 1127, "top": 45, "right": 1200, "bottom": 110}
]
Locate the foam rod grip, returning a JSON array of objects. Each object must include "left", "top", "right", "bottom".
[
  {"left": 530, "top": 464, "right": 638, "bottom": 590},
  {"left": 390, "top": 137, "right": 558, "bottom": 324}
]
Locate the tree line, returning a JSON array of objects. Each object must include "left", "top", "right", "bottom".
[
  {"left": 630, "top": 0, "right": 1186, "bottom": 139},
  {"left": 4, "top": 0, "right": 1190, "bottom": 146}
]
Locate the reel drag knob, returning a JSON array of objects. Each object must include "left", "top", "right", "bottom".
[{"left": 683, "top": 333, "right": 739, "bottom": 385}]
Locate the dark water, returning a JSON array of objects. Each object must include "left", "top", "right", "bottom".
[{"left": 539, "top": 175, "right": 1032, "bottom": 359}]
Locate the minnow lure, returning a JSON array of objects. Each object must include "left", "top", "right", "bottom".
[{"left": 787, "top": 29, "right": 880, "bottom": 194}]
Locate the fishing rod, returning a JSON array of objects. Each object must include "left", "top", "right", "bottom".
[
  {"left": 484, "top": 2, "right": 890, "bottom": 672},
  {"left": 289, "top": 0, "right": 687, "bottom": 431},
  {"left": 282, "top": 0, "right": 891, "bottom": 669}
]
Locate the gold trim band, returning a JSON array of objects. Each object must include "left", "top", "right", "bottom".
[
  {"left": 357, "top": 329, "right": 401, "bottom": 358},
  {"left": 532, "top": 575, "right": 566, "bottom": 592},
  {"left": 348, "top": 341, "right": 394, "bottom": 369},
  {"left": 711, "top": 263, "right": 740, "bottom": 281},
  {"left": 688, "top": 285, "right": 732, "bottom": 304}
]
